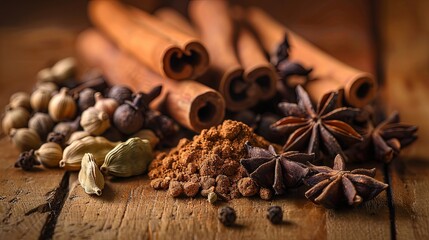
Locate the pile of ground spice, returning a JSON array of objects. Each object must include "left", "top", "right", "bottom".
[{"left": 148, "top": 120, "right": 275, "bottom": 200}]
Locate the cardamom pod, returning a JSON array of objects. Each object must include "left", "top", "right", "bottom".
[
  {"left": 101, "top": 137, "right": 152, "bottom": 177},
  {"left": 79, "top": 153, "right": 104, "bottom": 196},
  {"left": 59, "top": 136, "right": 118, "bottom": 171},
  {"left": 2, "top": 106, "right": 30, "bottom": 135},
  {"left": 94, "top": 92, "right": 118, "bottom": 118},
  {"left": 80, "top": 107, "right": 110, "bottom": 135},
  {"left": 131, "top": 129, "right": 159, "bottom": 149},
  {"left": 9, "top": 128, "right": 42, "bottom": 152},
  {"left": 35, "top": 142, "right": 62, "bottom": 168},
  {"left": 48, "top": 88, "right": 77, "bottom": 122},
  {"left": 67, "top": 131, "right": 91, "bottom": 145}
]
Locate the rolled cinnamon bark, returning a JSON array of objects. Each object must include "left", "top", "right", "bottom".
[
  {"left": 154, "top": 8, "right": 197, "bottom": 37},
  {"left": 188, "top": 1, "right": 277, "bottom": 111},
  {"left": 76, "top": 29, "right": 225, "bottom": 132},
  {"left": 237, "top": 28, "right": 277, "bottom": 101},
  {"left": 88, "top": 0, "right": 209, "bottom": 80},
  {"left": 246, "top": 7, "right": 377, "bottom": 108}
]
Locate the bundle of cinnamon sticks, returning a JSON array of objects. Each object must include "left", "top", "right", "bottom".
[{"left": 76, "top": 0, "right": 377, "bottom": 132}]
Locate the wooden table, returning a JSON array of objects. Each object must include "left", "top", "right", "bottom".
[{"left": 1, "top": 0, "right": 428, "bottom": 239}]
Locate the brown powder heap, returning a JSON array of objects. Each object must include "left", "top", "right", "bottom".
[{"left": 148, "top": 120, "right": 273, "bottom": 199}]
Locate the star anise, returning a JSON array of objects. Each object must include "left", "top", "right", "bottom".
[
  {"left": 14, "top": 150, "right": 40, "bottom": 171},
  {"left": 272, "top": 34, "right": 291, "bottom": 66},
  {"left": 277, "top": 61, "right": 312, "bottom": 87},
  {"left": 240, "top": 142, "right": 313, "bottom": 195},
  {"left": 346, "top": 111, "right": 418, "bottom": 163},
  {"left": 271, "top": 85, "right": 363, "bottom": 162},
  {"left": 304, "top": 154, "right": 388, "bottom": 208}
]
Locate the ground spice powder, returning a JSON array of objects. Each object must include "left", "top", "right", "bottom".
[{"left": 148, "top": 120, "right": 273, "bottom": 199}]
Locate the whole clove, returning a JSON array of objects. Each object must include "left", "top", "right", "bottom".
[
  {"left": 113, "top": 93, "right": 146, "bottom": 135},
  {"left": 15, "top": 150, "right": 40, "bottom": 171}
]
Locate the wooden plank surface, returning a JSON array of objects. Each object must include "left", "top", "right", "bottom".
[
  {"left": 0, "top": 138, "right": 66, "bottom": 239},
  {"left": 379, "top": 0, "right": 429, "bottom": 239},
  {"left": 1, "top": 0, "right": 419, "bottom": 239},
  {"left": 54, "top": 169, "right": 389, "bottom": 240}
]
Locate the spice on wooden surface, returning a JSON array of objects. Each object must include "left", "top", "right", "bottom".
[
  {"left": 267, "top": 206, "right": 283, "bottom": 224},
  {"left": 218, "top": 206, "right": 236, "bottom": 226},
  {"left": 148, "top": 120, "right": 273, "bottom": 199}
]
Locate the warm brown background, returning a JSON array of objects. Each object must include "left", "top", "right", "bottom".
[{"left": 0, "top": 0, "right": 428, "bottom": 239}]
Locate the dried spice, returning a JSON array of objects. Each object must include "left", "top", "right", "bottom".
[
  {"left": 47, "top": 132, "right": 66, "bottom": 148},
  {"left": 144, "top": 110, "right": 179, "bottom": 139},
  {"left": 77, "top": 88, "right": 96, "bottom": 112},
  {"left": 168, "top": 180, "right": 183, "bottom": 197},
  {"left": 101, "top": 137, "right": 153, "bottom": 177},
  {"left": 218, "top": 206, "right": 236, "bottom": 226},
  {"left": 267, "top": 206, "right": 283, "bottom": 224},
  {"left": 347, "top": 111, "right": 418, "bottom": 163},
  {"left": 272, "top": 86, "right": 362, "bottom": 161},
  {"left": 107, "top": 85, "right": 133, "bottom": 104},
  {"left": 113, "top": 93, "right": 146, "bottom": 135},
  {"left": 304, "top": 154, "right": 388, "bottom": 209},
  {"left": 48, "top": 88, "right": 77, "bottom": 122},
  {"left": 28, "top": 113, "right": 54, "bottom": 139},
  {"left": 10, "top": 128, "right": 42, "bottom": 152},
  {"left": 60, "top": 136, "right": 118, "bottom": 171},
  {"left": 15, "top": 150, "right": 40, "bottom": 171},
  {"left": 237, "top": 177, "right": 259, "bottom": 197},
  {"left": 2, "top": 107, "right": 30, "bottom": 135},
  {"left": 94, "top": 92, "right": 118, "bottom": 118},
  {"left": 9, "top": 92, "right": 31, "bottom": 111},
  {"left": 30, "top": 88, "right": 53, "bottom": 113},
  {"left": 272, "top": 34, "right": 291, "bottom": 66},
  {"left": 35, "top": 142, "right": 63, "bottom": 168},
  {"left": 240, "top": 142, "right": 312, "bottom": 195},
  {"left": 148, "top": 120, "right": 272, "bottom": 199},
  {"left": 79, "top": 153, "right": 105, "bottom": 196}
]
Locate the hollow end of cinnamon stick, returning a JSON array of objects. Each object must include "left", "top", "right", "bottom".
[
  {"left": 218, "top": 67, "right": 259, "bottom": 112},
  {"left": 189, "top": 91, "right": 226, "bottom": 132},
  {"left": 344, "top": 72, "right": 377, "bottom": 108},
  {"left": 244, "top": 65, "right": 277, "bottom": 101}
]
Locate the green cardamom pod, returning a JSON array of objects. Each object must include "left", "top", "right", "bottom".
[
  {"left": 79, "top": 153, "right": 104, "bottom": 196},
  {"left": 59, "top": 136, "right": 118, "bottom": 171},
  {"left": 101, "top": 137, "right": 152, "bottom": 177}
]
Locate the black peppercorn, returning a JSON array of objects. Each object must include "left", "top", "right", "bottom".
[
  {"left": 218, "top": 206, "right": 236, "bottom": 226},
  {"left": 267, "top": 206, "right": 283, "bottom": 224},
  {"left": 139, "top": 85, "right": 162, "bottom": 108},
  {"left": 77, "top": 88, "right": 96, "bottom": 112},
  {"left": 107, "top": 85, "right": 133, "bottom": 104},
  {"left": 14, "top": 150, "right": 40, "bottom": 171},
  {"left": 113, "top": 93, "right": 146, "bottom": 135},
  {"left": 256, "top": 113, "right": 285, "bottom": 144}
]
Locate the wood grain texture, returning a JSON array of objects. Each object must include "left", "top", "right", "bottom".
[
  {"left": 389, "top": 159, "right": 429, "bottom": 240},
  {"left": 54, "top": 167, "right": 389, "bottom": 240},
  {"left": 0, "top": 138, "right": 64, "bottom": 239},
  {"left": 379, "top": 0, "right": 429, "bottom": 159}
]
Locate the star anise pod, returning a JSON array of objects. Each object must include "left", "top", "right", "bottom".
[
  {"left": 272, "top": 34, "right": 291, "bottom": 66},
  {"left": 240, "top": 142, "right": 313, "bottom": 195},
  {"left": 14, "top": 150, "right": 40, "bottom": 171},
  {"left": 304, "top": 154, "right": 388, "bottom": 209},
  {"left": 346, "top": 111, "right": 418, "bottom": 163},
  {"left": 277, "top": 61, "right": 312, "bottom": 87},
  {"left": 271, "top": 85, "right": 363, "bottom": 161}
]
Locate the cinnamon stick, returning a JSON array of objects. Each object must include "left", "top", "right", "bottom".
[
  {"left": 76, "top": 29, "right": 225, "bottom": 132},
  {"left": 187, "top": 1, "right": 277, "bottom": 111},
  {"left": 88, "top": 0, "right": 209, "bottom": 80},
  {"left": 246, "top": 7, "right": 377, "bottom": 108}
]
